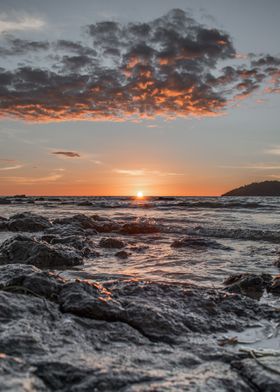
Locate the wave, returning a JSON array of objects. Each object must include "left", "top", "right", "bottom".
[{"left": 185, "top": 226, "right": 280, "bottom": 243}]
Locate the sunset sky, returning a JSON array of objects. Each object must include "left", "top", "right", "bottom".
[{"left": 0, "top": 0, "right": 279, "bottom": 196}]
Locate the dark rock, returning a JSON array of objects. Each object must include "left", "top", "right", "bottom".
[
  {"left": 7, "top": 212, "right": 51, "bottom": 232},
  {"left": 53, "top": 214, "right": 119, "bottom": 234},
  {"left": 99, "top": 238, "right": 125, "bottom": 249},
  {"left": 0, "top": 217, "right": 8, "bottom": 231},
  {"left": 115, "top": 250, "right": 129, "bottom": 259},
  {"left": 120, "top": 221, "right": 159, "bottom": 235},
  {"left": 77, "top": 201, "right": 93, "bottom": 206},
  {"left": 41, "top": 235, "right": 96, "bottom": 257},
  {"left": 0, "top": 198, "right": 11, "bottom": 205},
  {"left": 59, "top": 281, "right": 124, "bottom": 321},
  {"left": 0, "top": 235, "right": 83, "bottom": 268},
  {"left": 0, "top": 264, "right": 64, "bottom": 300},
  {"left": 232, "top": 357, "right": 280, "bottom": 391},
  {"left": 0, "top": 265, "right": 279, "bottom": 390},
  {"left": 223, "top": 273, "right": 272, "bottom": 299},
  {"left": 268, "top": 276, "right": 280, "bottom": 295},
  {"left": 53, "top": 214, "right": 98, "bottom": 230}
]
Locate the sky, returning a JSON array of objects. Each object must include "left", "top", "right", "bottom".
[{"left": 0, "top": 0, "right": 279, "bottom": 196}]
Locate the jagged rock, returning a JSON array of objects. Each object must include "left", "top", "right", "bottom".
[
  {"left": 0, "top": 265, "right": 279, "bottom": 391},
  {"left": 0, "top": 235, "right": 83, "bottom": 268},
  {"left": 120, "top": 221, "right": 159, "bottom": 235},
  {"left": 223, "top": 273, "right": 272, "bottom": 299},
  {"left": 171, "top": 236, "right": 229, "bottom": 250},
  {"left": 0, "top": 264, "right": 64, "bottom": 300},
  {"left": 268, "top": 276, "right": 280, "bottom": 295},
  {"left": 53, "top": 214, "right": 97, "bottom": 230},
  {"left": 7, "top": 212, "right": 51, "bottom": 232},
  {"left": 0, "top": 198, "right": 11, "bottom": 205},
  {"left": 115, "top": 250, "right": 129, "bottom": 259},
  {"left": 0, "top": 217, "right": 8, "bottom": 231},
  {"left": 232, "top": 357, "right": 280, "bottom": 391},
  {"left": 99, "top": 238, "right": 125, "bottom": 249},
  {"left": 41, "top": 235, "right": 96, "bottom": 257},
  {"left": 52, "top": 214, "right": 119, "bottom": 233}
]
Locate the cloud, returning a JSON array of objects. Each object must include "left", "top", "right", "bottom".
[
  {"left": 0, "top": 158, "right": 17, "bottom": 163},
  {"left": 220, "top": 163, "right": 280, "bottom": 170},
  {"left": 265, "top": 146, "right": 280, "bottom": 155},
  {"left": 0, "top": 13, "right": 45, "bottom": 33},
  {"left": 0, "top": 164, "right": 23, "bottom": 171},
  {"left": 1, "top": 173, "right": 63, "bottom": 184},
  {"left": 113, "top": 168, "right": 183, "bottom": 176},
  {"left": 52, "top": 151, "right": 81, "bottom": 158},
  {"left": 0, "top": 35, "right": 49, "bottom": 57},
  {"left": 0, "top": 9, "right": 279, "bottom": 122}
]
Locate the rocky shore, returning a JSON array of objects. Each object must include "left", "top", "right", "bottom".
[{"left": 0, "top": 212, "right": 279, "bottom": 391}]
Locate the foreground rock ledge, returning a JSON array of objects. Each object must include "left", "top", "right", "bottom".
[{"left": 0, "top": 264, "right": 279, "bottom": 391}]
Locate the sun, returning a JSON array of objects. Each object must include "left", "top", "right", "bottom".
[{"left": 136, "top": 191, "right": 144, "bottom": 199}]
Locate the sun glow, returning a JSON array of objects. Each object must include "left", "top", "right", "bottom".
[{"left": 136, "top": 191, "right": 144, "bottom": 199}]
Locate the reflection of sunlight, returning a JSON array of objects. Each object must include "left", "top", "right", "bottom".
[{"left": 137, "top": 191, "right": 144, "bottom": 199}]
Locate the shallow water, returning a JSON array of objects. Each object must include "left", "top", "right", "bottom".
[{"left": 0, "top": 195, "right": 279, "bottom": 289}]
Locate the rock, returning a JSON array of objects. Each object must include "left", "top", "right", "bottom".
[
  {"left": 99, "top": 238, "right": 125, "bottom": 249},
  {"left": 77, "top": 201, "right": 93, "bottom": 206},
  {"left": 0, "top": 217, "right": 8, "bottom": 231},
  {"left": 59, "top": 281, "right": 124, "bottom": 321},
  {"left": 7, "top": 212, "right": 51, "bottom": 232},
  {"left": 171, "top": 236, "right": 229, "bottom": 250},
  {"left": 0, "top": 264, "right": 64, "bottom": 300},
  {"left": 223, "top": 273, "right": 272, "bottom": 299},
  {"left": 53, "top": 214, "right": 98, "bottom": 230},
  {"left": 0, "top": 265, "right": 279, "bottom": 391},
  {"left": 115, "top": 250, "right": 129, "bottom": 259},
  {"left": 41, "top": 235, "right": 96, "bottom": 257},
  {"left": 268, "top": 276, "right": 280, "bottom": 295},
  {"left": 232, "top": 357, "right": 280, "bottom": 391},
  {"left": 53, "top": 214, "right": 119, "bottom": 233},
  {"left": 120, "top": 221, "right": 159, "bottom": 235},
  {"left": 0, "top": 198, "right": 11, "bottom": 204},
  {"left": 0, "top": 235, "right": 83, "bottom": 268}
]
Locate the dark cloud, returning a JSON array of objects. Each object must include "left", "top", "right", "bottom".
[
  {"left": 0, "top": 9, "right": 279, "bottom": 122},
  {"left": 52, "top": 151, "right": 81, "bottom": 158},
  {"left": 0, "top": 34, "right": 49, "bottom": 56}
]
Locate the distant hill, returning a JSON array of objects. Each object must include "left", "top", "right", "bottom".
[{"left": 222, "top": 181, "right": 280, "bottom": 196}]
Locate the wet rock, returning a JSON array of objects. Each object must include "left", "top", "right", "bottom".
[
  {"left": 59, "top": 281, "right": 124, "bottom": 321},
  {"left": 53, "top": 214, "right": 98, "bottom": 230},
  {"left": 115, "top": 250, "right": 129, "bottom": 259},
  {"left": 171, "top": 236, "right": 229, "bottom": 250},
  {"left": 53, "top": 214, "right": 119, "bottom": 234},
  {"left": 7, "top": 212, "right": 51, "bottom": 232},
  {"left": 0, "top": 265, "right": 279, "bottom": 391},
  {"left": 120, "top": 221, "right": 159, "bottom": 235},
  {"left": 268, "top": 276, "right": 280, "bottom": 295},
  {"left": 41, "top": 235, "right": 96, "bottom": 257},
  {"left": 232, "top": 357, "right": 280, "bottom": 391},
  {"left": 0, "top": 235, "right": 83, "bottom": 268},
  {"left": 0, "top": 264, "right": 64, "bottom": 300},
  {"left": 0, "top": 217, "right": 8, "bottom": 231},
  {"left": 77, "top": 201, "right": 93, "bottom": 206},
  {"left": 0, "top": 198, "right": 11, "bottom": 205},
  {"left": 100, "top": 237, "right": 125, "bottom": 249},
  {"left": 223, "top": 273, "right": 272, "bottom": 299},
  {"left": 45, "top": 223, "right": 95, "bottom": 237}
]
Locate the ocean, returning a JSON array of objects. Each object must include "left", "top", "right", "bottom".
[{"left": 0, "top": 195, "right": 279, "bottom": 291}]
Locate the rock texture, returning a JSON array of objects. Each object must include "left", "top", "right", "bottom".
[
  {"left": 0, "top": 235, "right": 83, "bottom": 268},
  {"left": 0, "top": 264, "right": 279, "bottom": 391}
]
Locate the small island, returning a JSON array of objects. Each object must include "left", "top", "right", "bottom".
[{"left": 222, "top": 180, "right": 280, "bottom": 196}]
